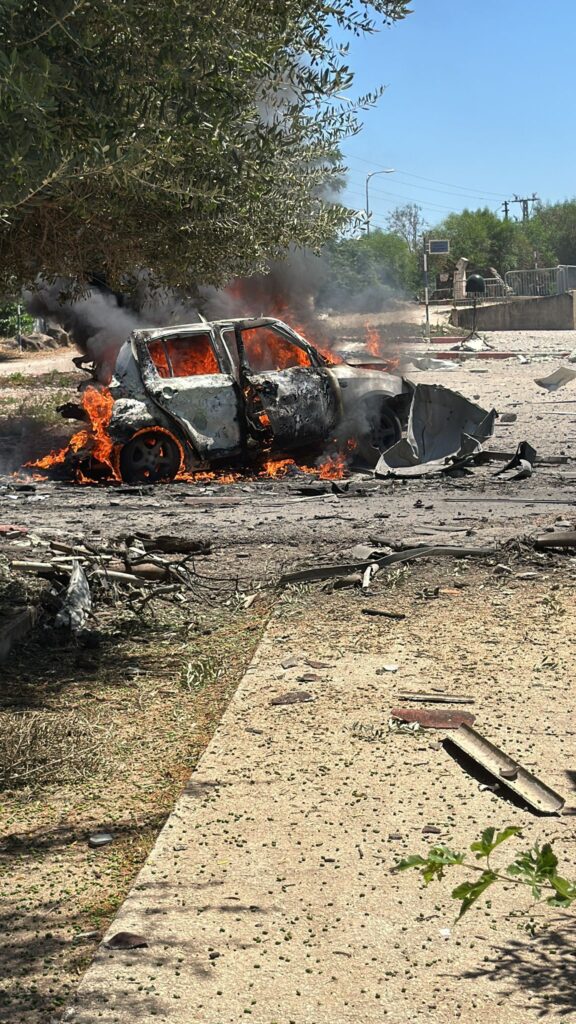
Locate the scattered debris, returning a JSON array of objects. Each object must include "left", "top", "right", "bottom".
[
  {"left": 403, "top": 356, "right": 458, "bottom": 371},
  {"left": 333, "top": 572, "right": 363, "bottom": 589},
  {"left": 88, "top": 833, "right": 114, "bottom": 849},
  {"left": 388, "top": 717, "right": 424, "bottom": 736},
  {"left": 535, "top": 366, "right": 576, "bottom": 391},
  {"left": 270, "top": 691, "right": 315, "bottom": 706},
  {"left": 493, "top": 440, "right": 537, "bottom": 481},
  {"left": 0, "top": 524, "right": 28, "bottom": 536},
  {"left": 534, "top": 530, "right": 576, "bottom": 549},
  {"left": 280, "top": 545, "right": 498, "bottom": 586},
  {"left": 396, "top": 691, "right": 474, "bottom": 705},
  {"left": 104, "top": 931, "right": 148, "bottom": 950},
  {"left": 351, "top": 722, "right": 386, "bottom": 742},
  {"left": 375, "top": 384, "right": 496, "bottom": 478},
  {"left": 55, "top": 561, "right": 92, "bottom": 633},
  {"left": 361, "top": 608, "right": 406, "bottom": 620},
  {"left": 361, "top": 563, "right": 378, "bottom": 589},
  {"left": 390, "top": 707, "right": 475, "bottom": 729},
  {"left": 444, "top": 724, "right": 565, "bottom": 814}
]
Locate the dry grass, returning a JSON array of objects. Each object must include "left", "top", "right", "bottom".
[
  {"left": 0, "top": 710, "right": 108, "bottom": 789},
  {"left": 0, "top": 590, "right": 273, "bottom": 1024}
]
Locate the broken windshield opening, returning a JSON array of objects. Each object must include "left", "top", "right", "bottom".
[
  {"left": 147, "top": 334, "right": 220, "bottom": 378},
  {"left": 239, "top": 325, "right": 312, "bottom": 372}
]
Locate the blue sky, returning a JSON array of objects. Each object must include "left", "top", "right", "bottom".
[{"left": 338, "top": 0, "right": 576, "bottom": 233}]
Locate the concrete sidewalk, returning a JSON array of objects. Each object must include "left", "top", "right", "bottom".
[{"left": 65, "top": 571, "right": 575, "bottom": 1024}]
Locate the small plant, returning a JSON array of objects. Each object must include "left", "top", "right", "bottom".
[{"left": 394, "top": 827, "right": 576, "bottom": 921}]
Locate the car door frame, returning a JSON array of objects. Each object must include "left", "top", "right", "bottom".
[
  {"left": 134, "top": 326, "right": 246, "bottom": 460},
  {"left": 232, "top": 321, "right": 340, "bottom": 450}
]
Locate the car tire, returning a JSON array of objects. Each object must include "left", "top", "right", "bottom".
[
  {"left": 356, "top": 398, "right": 402, "bottom": 467},
  {"left": 119, "top": 428, "right": 183, "bottom": 484}
]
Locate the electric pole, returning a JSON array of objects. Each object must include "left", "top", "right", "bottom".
[{"left": 503, "top": 193, "right": 540, "bottom": 222}]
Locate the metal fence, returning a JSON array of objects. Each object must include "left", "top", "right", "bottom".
[
  {"left": 504, "top": 265, "right": 576, "bottom": 297},
  {"left": 483, "top": 277, "right": 508, "bottom": 299}
]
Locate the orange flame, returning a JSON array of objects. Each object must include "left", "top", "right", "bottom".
[
  {"left": 365, "top": 323, "right": 381, "bottom": 356},
  {"left": 28, "top": 387, "right": 121, "bottom": 482}
]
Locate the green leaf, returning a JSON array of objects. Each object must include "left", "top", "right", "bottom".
[
  {"left": 471, "top": 826, "right": 522, "bottom": 860},
  {"left": 452, "top": 870, "right": 497, "bottom": 918},
  {"left": 393, "top": 855, "right": 427, "bottom": 872}
]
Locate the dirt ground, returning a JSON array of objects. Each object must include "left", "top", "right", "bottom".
[
  {"left": 69, "top": 554, "right": 576, "bottom": 1024},
  {"left": 1, "top": 317, "right": 576, "bottom": 1022}
]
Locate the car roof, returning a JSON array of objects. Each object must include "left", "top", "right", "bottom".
[{"left": 136, "top": 317, "right": 281, "bottom": 339}]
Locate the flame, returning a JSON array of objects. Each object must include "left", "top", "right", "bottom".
[
  {"left": 27, "top": 303, "right": 356, "bottom": 484},
  {"left": 243, "top": 326, "right": 311, "bottom": 370},
  {"left": 29, "top": 387, "right": 121, "bottom": 482},
  {"left": 365, "top": 323, "right": 381, "bottom": 356},
  {"left": 149, "top": 335, "right": 220, "bottom": 377},
  {"left": 225, "top": 279, "right": 343, "bottom": 366}
]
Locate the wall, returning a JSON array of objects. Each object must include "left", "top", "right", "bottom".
[{"left": 451, "top": 291, "right": 576, "bottom": 331}]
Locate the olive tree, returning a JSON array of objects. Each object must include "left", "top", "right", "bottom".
[{"left": 0, "top": 0, "right": 411, "bottom": 291}]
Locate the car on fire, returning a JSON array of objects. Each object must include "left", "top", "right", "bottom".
[{"left": 103, "top": 317, "right": 412, "bottom": 483}]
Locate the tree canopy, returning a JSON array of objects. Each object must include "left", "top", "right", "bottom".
[
  {"left": 0, "top": 0, "right": 411, "bottom": 292},
  {"left": 428, "top": 203, "right": 576, "bottom": 276}
]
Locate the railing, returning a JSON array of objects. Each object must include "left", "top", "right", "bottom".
[{"left": 504, "top": 265, "right": 576, "bottom": 297}]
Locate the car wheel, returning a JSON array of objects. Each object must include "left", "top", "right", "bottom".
[
  {"left": 356, "top": 398, "right": 402, "bottom": 467},
  {"left": 119, "top": 428, "right": 183, "bottom": 484}
]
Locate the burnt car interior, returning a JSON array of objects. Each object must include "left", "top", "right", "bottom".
[
  {"left": 147, "top": 333, "right": 221, "bottom": 378},
  {"left": 231, "top": 325, "right": 313, "bottom": 372}
]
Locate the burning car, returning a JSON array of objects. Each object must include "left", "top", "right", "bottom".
[{"left": 97, "top": 317, "right": 412, "bottom": 483}]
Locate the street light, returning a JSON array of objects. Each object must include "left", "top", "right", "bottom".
[{"left": 365, "top": 168, "right": 396, "bottom": 235}]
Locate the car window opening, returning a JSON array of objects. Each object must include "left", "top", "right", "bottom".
[
  {"left": 241, "top": 326, "right": 312, "bottom": 372},
  {"left": 148, "top": 334, "right": 220, "bottom": 377}
]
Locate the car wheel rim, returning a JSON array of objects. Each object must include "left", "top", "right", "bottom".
[{"left": 120, "top": 430, "right": 182, "bottom": 483}]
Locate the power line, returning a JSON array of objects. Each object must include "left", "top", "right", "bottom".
[
  {"left": 344, "top": 154, "right": 508, "bottom": 199},
  {"left": 345, "top": 166, "right": 505, "bottom": 203},
  {"left": 344, "top": 185, "right": 463, "bottom": 214}
]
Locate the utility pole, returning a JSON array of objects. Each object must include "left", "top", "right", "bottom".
[
  {"left": 503, "top": 193, "right": 540, "bottom": 222},
  {"left": 423, "top": 237, "right": 430, "bottom": 339}
]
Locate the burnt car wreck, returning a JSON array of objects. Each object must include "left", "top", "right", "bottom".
[{"left": 101, "top": 318, "right": 412, "bottom": 483}]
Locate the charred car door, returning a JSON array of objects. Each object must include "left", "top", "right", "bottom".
[
  {"left": 230, "top": 322, "right": 339, "bottom": 450},
  {"left": 135, "top": 328, "right": 243, "bottom": 459}
]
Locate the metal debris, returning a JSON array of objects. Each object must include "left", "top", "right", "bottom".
[
  {"left": 361, "top": 608, "right": 406, "bottom": 620},
  {"left": 535, "top": 366, "right": 576, "bottom": 391},
  {"left": 375, "top": 383, "right": 496, "bottom": 478},
  {"left": 280, "top": 545, "right": 498, "bottom": 587},
  {"left": 493, "top": 440, "right": 537, "bottom": 481},
  {"left": 55, "top": 561, "right": 92, "bottom": 633},
  {"left": 444, "top": 723, "right": 565, "bottom": 814},
  {"left": 534, "top": 530, "right": 576, "bottom": 549},
  {"left": 88, "top": 833, "right": 114, "bottom": 849},
  {"left": 390, "top": 707, "right": 475, "bottom": 729},
  {"left": 396, "top": 691, "right": 474, "bottom": 705}
]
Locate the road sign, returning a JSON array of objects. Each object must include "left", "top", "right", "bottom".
[{"left": 428, "top": 239, "right": 450, "bottom": 255}]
